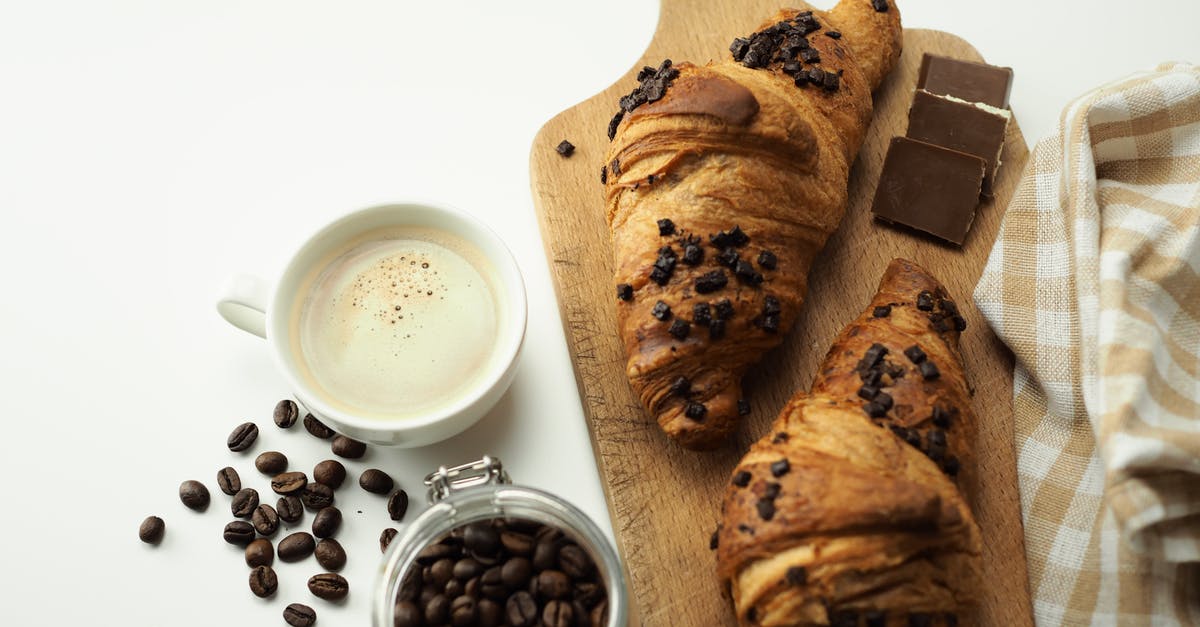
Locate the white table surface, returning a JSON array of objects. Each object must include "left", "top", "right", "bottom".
[{"left": 1, "top": 1, "right": 1196, "bottom": 625}]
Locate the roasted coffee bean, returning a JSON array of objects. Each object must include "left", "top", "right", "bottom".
[
  {"left": 479, "top": 566, "right": 507, "bottom": 600},
  {"left": 227, "top": 422, "right": 259, "bottom": 452},
  {"left": 590, "top": 600, "right": 608, "bottom": 627},
  {"left": 245, "top": 538, "right": 274, "bottom": 567},
  {"left": 359, "top": 468, "right": 393, "bottom": 494},
  {"left": 536, "top": 570, "right": 571, "bottom": 600},
  {"left": 139, "top": 516, "right": 164, "bottom": 544},
  {"left": 387, "top": 489, "right": 409, "bottom": 522},
  {"left": 282, "top": 603, "right": 316, "bottom": 627},
  {"left": 231, "top": 488, "right": 259, "bottom": 518},
  {"left": 278, "top": 532, "right": 316, "bottom": 562},
  {"left": 216, "top": 466, "right": 241, "bottom": 496},
  {"left": 272, "top": 471, "right": 308, "bottom": 495},
  {"left": 179, "top": 480, "right": 210, "bottom": 511},
  {"left": 252, "top": 504, "right": 280, "bottom": 537},
  {"left": 464, "top": 523, "right": 500, "bottom": 556},
  {"left": 223, "top": 520, "right": 255, "bottom": 546},
  {"left": 501, "top": 531, "right": 535, "bottom": 556},
  {"left": 417, "top": 542, "right": 459, "bottom": 564},
  {"left": 506, "top": 591, "right": 538, "bottom": 627},
  {"left": 273, "top": 399, "right": 299, "bottom": 428},
  {"left": 301, "top": 483, "right": 334, "bottom": 511},
  {"left": 249, "top": 565, "right": 278, "bottom": 598},
  {"left": 558, "top": 545, "right": 594, "bottom": 579},
  {"left": 464, "top": 576, "right": 480, "bottom": 598},
  {"left": 380, "top": 528, "right": 399, "bottom": 554},
  {"left": 313, "top": 459, "right": 347, "bottom": 489},
  {"left": 394, "top": 601, "right": 422, "bottom": 627},
  {"left": 501, "top": 557, "right": 533, "bottom": 588},
  {"left": 574, "top": 582, "right": 604, "bottom": 608},
  {"left": 450, "top": 595, "right": 479, "bottom": 627},
  {"left": 331, "top": 435, "right": 367, "bottom": 459},
  {"left": 315, "top": 538, "right": 347, "bottom": 571},
  {"left": 308, "top": 572, "right": 349, "bottom": 601},
  {"left": 277, "top": 496, "right": 303, "bottom": 523},
  {"left": 424, "top": 594, "right": 450, "bottom": 624},
  {"left": 430, "top": 558, "right": 455, "bottom": 587},
  {"left": 419, "top": 584, "right": 439, "bottom": 607},
  {"left": 303, "top": 413, "right": 334, "bottom": 439},
  {"left": 533, "top": 538, "right": 559, "bottom": 572},
  {"left": 453, "top": 558, "right": 483, "bottom": 581},
  {"left": 312, "top": 506, "right": 341, "bottom": 538},
  {"left": 255, "top": 451, "right": 288, "bottom": 475},
  {"left": 444, "top": 578, "right": 465, "bottom": 599},
  {"left": 477, "top": 598, "right": 503, "bottom": 627},
  {"left": 543, "top": 600, "right": 574, "bottom": 627}
]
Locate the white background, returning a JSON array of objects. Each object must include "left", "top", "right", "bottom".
[{"left": 1, "top": 1, "right": 1196, "bottom": 625}]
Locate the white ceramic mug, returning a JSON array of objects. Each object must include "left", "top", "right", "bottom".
[{"left": 216, "top": 202, "right": 526, "bottom": 447}]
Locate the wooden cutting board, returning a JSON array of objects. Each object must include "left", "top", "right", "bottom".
[{"left": 529, "top": 2, "right": 1034, "bottom": 625}]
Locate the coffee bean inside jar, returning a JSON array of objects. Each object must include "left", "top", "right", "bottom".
[{"left": 392, "top": 518, "right": 609, "bottom": 627}]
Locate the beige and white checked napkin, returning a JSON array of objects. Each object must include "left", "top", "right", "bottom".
[{"left": 975, "top": 62, "right": 1200, "bottom": 625}]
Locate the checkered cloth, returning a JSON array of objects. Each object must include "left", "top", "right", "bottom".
[{"left": 974, "top": 62, "right": 1200, "bottom": 626}]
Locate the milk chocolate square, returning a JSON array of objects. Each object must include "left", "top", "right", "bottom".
[
  {"left": 871, "top": 137, "right": 986, "bottom": 246},
  {"left": 917, "top": 54, "right": 1013, "bottom": 109},
  {"left": 906, "top": 89, "right": 1010, "bottom": 195}
]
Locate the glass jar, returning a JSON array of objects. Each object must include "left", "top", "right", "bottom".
[{"left": 373, "top": 456, "right": 628, "bottom": 627}]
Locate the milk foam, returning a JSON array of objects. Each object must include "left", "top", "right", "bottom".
[{"left": 292, "top": 227, "right": 500, "bottom": 419}]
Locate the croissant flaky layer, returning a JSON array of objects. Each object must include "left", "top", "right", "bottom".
[
  {"left": 603, "top": 0, "right": 903, "bottom": 449},
  {"left": 716, "top": 259, "right": 983, "bottom": 626}
]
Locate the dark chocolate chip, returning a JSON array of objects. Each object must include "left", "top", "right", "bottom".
[
  {"left": 932, "top": 406, "right": 952, "bottom": 429},
  {"left": 555, "top": 140, "right": 574, "bottom": 158},
  {"left": 939, "top": 298, "right": 959, "bottom": 315},
  {"left": 872, "top": 0, "right": 889, "bottom": 12},
  {"left": 600, "top": 165, "right": 607, "bottom": 184},
  {"left": 858, "top": 343, "right": 888, "bottom": 371},
  {"left": 876, "top": 392, "right": 894, "bottom": 411},
  {"left": 919, "top": 361, "right": 941, "bottom": 380},
  {"left": 709, "top": 530, "right": 719, "bottom": 550},
  {"left": 668, "top": 318, "right": 690, "bottom": 340},
  {"left": 943, "top": 456, "right": 961, "bottom": 476},
  {"left": 794, "top": 74, "right": 809, "bottom": 88},
  {"left": 737, "top": 524, "right": 753, "bottom": 534},
  {"left": 651, "top": 300, "right": 671, "bottom": 321},
  {"left": 857, "top": 385, "right": 879, "bottom": 400},
  {"left": 763, "top": 296, "right": 781, "bottom": 315},
  {"left": 904, "top": 345, "right": 927, "bottom": 363},
  {"left": 694, "top": 270, "right": 728, "bottom": 294},
  {"left": 758, "top": 313, "right": 780, "bottom": 333},
  {"left": 716, "top": 247, "right": 739, "bottom": 268},
  {"left": 708, "top": 318, "right": 726, "bottom": 340},
  {"left": 756, "top": 499, "right": 775, "bottom": 521},
  {"left": 668, "top": 376, "right": 690, "bottom": 397},
  {"left": 916, "top": 291, "right": 934, "bottom": 311},
  {"left": 771, "top": 432, "right": 788, "bottom": 444},
  {"left": 649, "top": 266, "right": 669, "bottom": 285},
  {"left": 935, "top": 316, "right": 954, "bottom": 333},
  {"left": 730, "top": 37, "right": 750, "bottom": 61},
  {"left": 928, "top": 429, "right": 947, "bottom": 448},
  {"left": 616, "top": 283, "right": 633, "bottom": 301},
  {"left": 783, "top": 60, "right": 803, "bottom": 75},
  {"left": 737, "top": 399, "right": 751, "bottom": 416},
  {"left": 693, "top": 303, "right": 712, "bottom": 327},
  {"left": 785, "top": 566, "right": 807, "bottom": 585},
  {"left": 714, "top": 299, "right": 734, "bottom": 320},
  {"left": 732, "top": 471, "right": 752, "bottom": 487},
  {"left": 763, "top": 482, "right": 781, "bottom": 499},
  {"left": 953, "top": 314, "right": 968, "bottom": 331},
  {"left": 682, "top": 244, "right": 703, "bottom": 265},
  {"left": 657, "top": 218, "right": 676, "bottom": 236},
  {"left": 607, "top": 110, "right": 624, "bottom": 141},
  {"left": 801, "top": 48, "right": 820, "bottom": 64},
  {"left": 863, "top": 401, "right": 887, "bottom": 418},
  {"left": 873, "top": 305, "right": 891, "bottom": 318},
  {"left": 860, "top": 368, "right": 883, "bottom": 387},
  {"left": 825, "top": 30, "right": 842, "bottom": 39},
  {"left": 734, "top": 259, "right": 763, "bottom": 285},
  {"left": 757, "top": 250, "right": 777, "bottom": 270},
  {"left": 770, "top": 459, "right": 790, "bottom": 477},
  {"left": 823, "top": 72, "right": 840, "bottom": 91},
  {"left": 684, "top": 401, "right": 706, "bottom": 421},
  {"left": 710, "top": 226, "right": 748, "bottom": 249}
]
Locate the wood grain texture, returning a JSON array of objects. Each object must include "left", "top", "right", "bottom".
[{"left": 529, "top": 2, "right": 1034, "bottom": 625}]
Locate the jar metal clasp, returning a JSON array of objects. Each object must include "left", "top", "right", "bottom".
[{"left": 424, "top": 455, "right": 511, "bottom": 504}]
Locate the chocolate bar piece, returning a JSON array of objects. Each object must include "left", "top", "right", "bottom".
[
  {"left": 917, "top": 54, "right": 1013, "bottom": 109},
  {"left": 871, "top": 137, "right": 986, "bottom": 246},
  {"left": 906, "top": 89, "right": 1010, "bottom": 196}
]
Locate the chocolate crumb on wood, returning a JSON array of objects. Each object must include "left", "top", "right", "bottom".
[{"left": 555, "top": 140, "right": 575, "bottom": 158}]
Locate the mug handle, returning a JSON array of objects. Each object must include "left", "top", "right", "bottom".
[{"left": 216, "top": 274, "right": 271, "bottom": 339}]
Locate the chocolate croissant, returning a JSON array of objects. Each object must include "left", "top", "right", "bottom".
[
  {"left": 715, "top": 259, "right": 982, "bottom": 626},
  {"left": 603, "top": 0, "right": 903, "bottom": 449}
]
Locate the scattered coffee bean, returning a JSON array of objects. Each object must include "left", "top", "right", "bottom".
[
  {"left": 312, "top": 459, "right": 346, "bottom": 489},
  {"left": 216, "top": 466, "right": 241, "bottom": 496},
  {"left": 380, "top": 528, "right": 399, "bottom": 553},
  {"left": 139, "top": 516, "right": 164, "bottom": 544},
  {"left": 255, "top": 451, "right": 288, "bottom": 475},
  {"left": 308, "top": 573, "right": 349, "bottom": 601},
  {"left": 312, "top": 507, "right": 341, "bottom": 539},
  {"left": 227, "top": 422, "right": 259, "bottom": 452},
  {"left": 277, "top": 496, "right": 304, "bottom": 523},
  {"left": 282, "top": 603, "right": 316, "bottom": 627},
  {"left": 272, "top": 471, "right": 308, "bottom": 496},
  {"left": 301, "top": 483, "right": 334, "bottom": 511},
  {"left": 331, "top": 435, "right": 366, "bottom": 459},
  {"left": 388, "top": 490, "right": 409, "bottom": 522},
  {"left": 232, "top": 488, "right": 259, "bottom": 518},
  {"left": 179, "top": 480, "right": 210, "bottom": 511},
  {"left": 223, "top": 520, "right": 255, "bottom": 546},
  {"left": 359, "top": 468, "right": 394, "bottom": 494},
  {"left": 249, "top": 565, "right": 278, "bottom": 598},
  {"left": 303, "top": 414, "right": 334, "bottom": 439},
  {"left": 252, "top": 503, "right": 280, "bottom": 537},
  {"left": 558, "top": 545, "right": 594, "bottom": 579},
  {"left": 315, "top": 538, "right": 347, "bottom": 571},
  {"left": 506, "top": 591, "right": 538, "bottom": 627},
  {"left": 394, "top": 600, "right": 422, "bottom": 627},
  {"left": 273, "top": 399, "right": 299, "bottom": 428},
  {"left": 245, "top": 538, "right": 274, "bottom": 567},
  {"left": 278, "top": 532, "right": 316, "bottom": 562}
]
